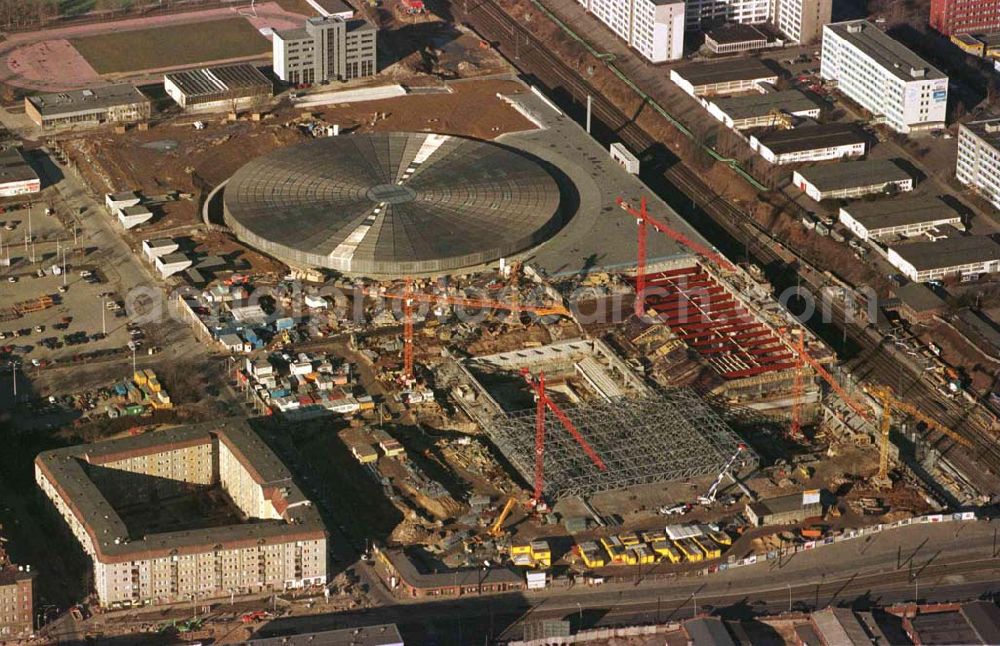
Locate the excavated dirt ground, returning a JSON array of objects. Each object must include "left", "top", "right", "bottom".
[{"left": 60, "top": 78, "right": 534, "bottom": 272}]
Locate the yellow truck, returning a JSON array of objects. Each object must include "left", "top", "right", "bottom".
[{"left": 619, "top": 532, "right": 640, "bottom": 547}]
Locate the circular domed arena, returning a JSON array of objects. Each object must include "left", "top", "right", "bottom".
[{"left": 221, "top": 132, "right": 567, "bottom": 277}]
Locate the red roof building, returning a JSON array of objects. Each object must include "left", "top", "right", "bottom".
[{"left": 930, "top": 0, "right": 1000, "bottom": 35}]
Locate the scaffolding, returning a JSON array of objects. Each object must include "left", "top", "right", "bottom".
[{"left": 486, "top": 388, "right": 758, "bottom": 499}]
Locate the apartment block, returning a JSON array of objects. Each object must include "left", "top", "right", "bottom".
[
  {"left": 273, "top": 16, "right": 377, "bottom": 85},
  {"left": 581, "top": 0, "right": 685, "bottom": 62},
  {"left": 774, "top": 0, "right": 832, "bottom": 44},
  {"left": 35, "top": 420, "right": 327, "bottom": 607},
  {"left": 930, "top": 0, "right": 1000, "bottom": 35},
  {"left": 820, "top": 21, "right": 948, "bottom": 134},
  {"left": 956, "top": 118, "right": 1000, "bottom": 212},
  {"left": 0, "top": 564, "right": 34, "bottom": 639}
]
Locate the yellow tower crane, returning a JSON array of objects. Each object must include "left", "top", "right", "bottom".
[{"left": 865, "top": 384, "right": 972, "bottom": 482}]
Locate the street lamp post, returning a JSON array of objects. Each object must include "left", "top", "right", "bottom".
[
  {"left": 787, "top": 582, "right": 792, "bottom": 613},
  {"left": 101, "top": 296, "right": 106, "bottom": 336}
]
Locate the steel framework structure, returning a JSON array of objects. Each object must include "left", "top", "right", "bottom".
[{"left": 486, "top": 388, "right": 758, "bottom": 499}]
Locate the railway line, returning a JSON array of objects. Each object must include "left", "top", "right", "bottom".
[{"left": 458, "top": 0, "right": 1000, "bottom": 492}]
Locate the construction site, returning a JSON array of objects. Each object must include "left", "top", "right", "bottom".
[
  {"left": 248, "top": 86, "right": 980, "bottom": 585},
  {"left": 13, "top": 67, "right": 991, "bottom": 614}
]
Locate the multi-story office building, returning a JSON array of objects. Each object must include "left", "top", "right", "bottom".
[
  {"left": 36, "top": 420, "right": 327, "bottom": 607},
  {"left": 930, "top": 0, "right": 1000, "bottom": 35},
  {"left": 682, "top": 0, "right": 769, "bottom": 30},
  {"left": 820, "top": 21, "right": 948, "bottom": 134},
  {"left": 273, "top": 16, "right": 377, "bottom": 85},
  {"left": 956, "top": 118, "right": 1000, "bottom": 211},
  {"left": 774, "top": 0, "right": 832, "bottom": 44},
  {"left": 581, "top": 0, "right": 685, "bottom": 62}
]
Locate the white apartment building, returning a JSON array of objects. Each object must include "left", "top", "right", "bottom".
[
  {"left": 820, "top": 20, "right": 948, "bottom": 134},
  {"left": 774, "top": 0, "right": 831, "bottom": 44},
  {"left": 683, "top": 0, "right": 769, "bottom": 30},
  {"left": 956, "top": 118, "right": 1000, "bottom": 212},
  {"left": 582, "top": 0, "right": 685, "bottom": 62},
  {"left": 36, "top": 422, "right": 328, "bottom": 607}
]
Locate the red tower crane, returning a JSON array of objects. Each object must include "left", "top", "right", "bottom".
[
  {"left": 376, "top": 284, "right": 571, "bottom": 380},
  {"left": 617, "top": 196, "right": 737, "bottom": 318},
  {"left": 790, "top": 334, "right": 805, "bottom": 437},
  {"left": 520, "top": 368, "right": 607, "bottom": 506}
]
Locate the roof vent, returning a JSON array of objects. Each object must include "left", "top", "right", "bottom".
[
  {"left": 847, "top": 23, "right": 863, "bottom": 33},
  {"left": 985, "top": 122, "right": 1000, "bottom": 133},
  {"left": 910, "top": 67, "right": 926, "bottom": 78}
]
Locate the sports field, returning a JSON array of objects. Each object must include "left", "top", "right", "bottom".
[{"left": 70, "top": 17, "right": 269, "bottom": 74}]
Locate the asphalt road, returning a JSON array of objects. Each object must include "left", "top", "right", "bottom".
[
  {"left": 249, "top": 519, "right": 1000, "bottom": 643},
  {"left": 255, "top": 555, "right": 1000, "bottom": 644}
]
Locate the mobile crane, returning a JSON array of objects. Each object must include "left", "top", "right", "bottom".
[
  {"left": 697, "top": 443, "right": 747, "bottom": 506},
  {"left": 488, "top": 496, "right": 517, "bottom": 538}
]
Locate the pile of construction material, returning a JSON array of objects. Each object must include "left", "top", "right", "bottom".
[{"left": 106, "top": 369, "right": 172, "bottom": 418}]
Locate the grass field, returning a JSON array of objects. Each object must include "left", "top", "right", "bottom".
[{"left": 70, "top": 17, "right": 270, "bottom": 74}]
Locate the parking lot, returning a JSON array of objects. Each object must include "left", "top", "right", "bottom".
[
  {"left": 0, "top": 267, "right": 134, "bottom": 364},
  {"left": 0, "top": 147, "right": 207, "bottom": 408}
]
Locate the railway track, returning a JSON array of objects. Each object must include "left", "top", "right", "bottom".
[{"left": 459, "top": 0, "right": 1000, "bottom": 491}]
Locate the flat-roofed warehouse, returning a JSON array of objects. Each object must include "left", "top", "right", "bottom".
[
  {"left": 839, "top": 196, "right": 962, "bottom": 240},
  {"left": 24, "top": 83, "right": 151, "bottom": 129},
  {"left": 887, "top": 235, "right": 1000, "bottom": 282},
  {"left": 669, "top": 58, "right": 778, "bottom": 96},
  {"left": 749, "top": 123, "right": 867, "bottom": 164},
  {"left": 164, "top": 63, "right": 272, "bottom": 113},
  {"left": 792, "top": 159, "right": 913, "bottom": 201},
  {"left": 706, "top": 88, "right": 821, "bottom": 130},
  {"left": 0, "top": 147, "right": 40, "bottom": 198}
]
